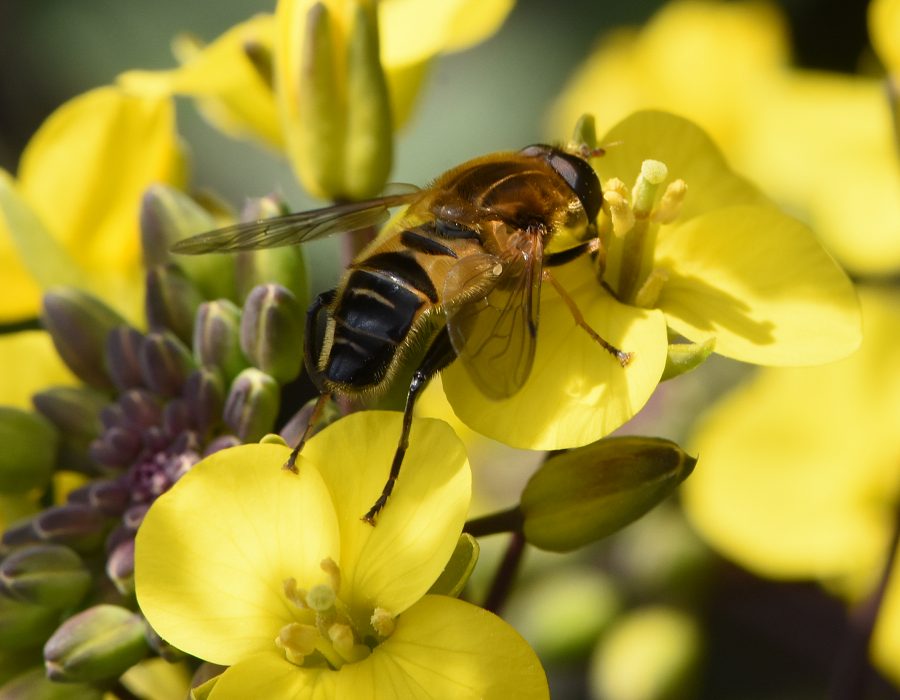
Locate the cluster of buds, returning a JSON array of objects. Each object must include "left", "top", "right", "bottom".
[{"left": 0, "top": 186, "right": 311, "bottom": 691}]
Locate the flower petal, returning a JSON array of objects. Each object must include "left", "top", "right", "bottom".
[
  {"left": 682, "top": 289, "right": 900, "bottom": 587},
  {"left": 209, "top": 652, "right": 336, "bottom": 699},
  {"left": 18, "top": 85, "right": 185, "bottom": 285},
  {"left": 119, "top": 15, "right": 282, "bottom": 148},
  {"left": 597, "top": 110, "right": 768, "bottom": 221},
  {"left": 655, "top": 204, "right": 860, "bottom": 365},
  {"left": 870, "top": 0, "right": 900, "bottom": 75},
  {"left": 333, "top": 596, "right": 547, "bottom": 699},
  {"left": 444, "top": 258, "right": 667, "bottom": 450},
  {"left": 0, "top": 331, "right": 76, "bottom": 408},
  {"left": 301, "top": 412, "right": 470, "bottom": 619},
  {"left": 135, "top": 444, "right": 340, "bottom": 665}
]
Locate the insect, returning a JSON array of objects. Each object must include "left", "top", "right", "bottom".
[{"left": 173, "top": 144, "right": 632, "bottom": 523}]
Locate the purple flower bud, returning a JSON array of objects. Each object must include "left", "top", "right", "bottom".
[
  {"left": 193, "top": 300, "right": 247, "bottom": 381},
  {"left": 240, "top": 284, "right": 304, "bottom": 383},
  {"left": 139, "top": 332, "right": 193, "bottom": 398},
  {"left": 31, "top": 505, "right": 108, "bottom": 553},
  {"left": 105, "top": 539, "right": 134, "bottom": 596},
  {"left": 68, "top": 479, "right": 130, "bottom": 518},
  {"left": 183, "top": 368, "right": 225, "bottom": 435},
  {"left": 145, "top": 264, "right": 204, "bottom": 344}
]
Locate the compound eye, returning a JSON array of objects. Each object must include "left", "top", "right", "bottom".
[{"left": 547, "top": 152, "right": 602, "bottom": 223}]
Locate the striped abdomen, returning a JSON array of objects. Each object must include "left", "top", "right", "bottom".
[{"left": 322, "top": 222, "right": 471, "bottom": 390}]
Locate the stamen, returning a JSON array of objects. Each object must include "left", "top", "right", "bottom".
[
  {"left": 603, "top": 191, "right": 635, "bottom": 238},
  {"left": 371, "top": 607, "right": 395, "bottom": 638},
  {"left": 652, "top": 180, "right": 688, "bottom": 224},
  {"left": 276, "top": 622, "right": 318, "bottom": 664},
  {"left": 328, "top": 623, "right": 355, "bottom": 658},
  {"left": 320, "top": 558, "right": 341, "bottom": 593},
  {"left": 282, "top": 578, "right": 307, "bottom": 608}
]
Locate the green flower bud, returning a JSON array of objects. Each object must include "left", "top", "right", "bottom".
[
  {"left": 139, "top": 332, "right": 194, "bottom": 398},
  {"left": 0, "top": 592, "right": 60, "bottom": 651},
  {"left": 41, "top": 288, "right": 125, "bottom": 391},
  {"left": 589, "top": 606, "right": 701, "bottom": 700},
  {"left": 193, "top": 300, "right": 246, "bottom": 381},
  {"left": 32, "top": 387, "right": 105, "bottom": 474},
  {"left": 223, "top": 368, "right": 280, "bottom": 442},
  {"left": 144, "top": 264, "right": 204, "bottom": 344},
  {"left": 0, "top": 408, "right": 57, "bottom": 493},
  {"left": 234, "top": 195, "right": 308, "bottom": 305},
  {"left": 140, "top": 184, "right": 237, "bottom": 301},
  {"left": 660, "top": 338, "right": 716, "bottom": 381},
  {"left": 43, "top": 605, "right": 149, "bottom": 683},
  {"left": 240, "top": 284, "right": 304, "bottom": 383},
  {"left": 0, "top": 545, "right": 90, "bottom": 611},
  {"left": 0, "top": 667, "right": 103, "bottom": 700},
  {"left": 427, "top": 533, "right": 479, "bottom": 598},
  {"left": 105, "top": 539, "right": 134, "bottom": 597},
  {"left": 285, "top": 0, "right": 392, "bottom": 200},
  {"left": 521, "top": 437, "right": 697, "bottom": 552}
]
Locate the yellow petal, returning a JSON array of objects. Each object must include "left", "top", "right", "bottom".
[
  {"left": 0, "top": 331, "right": 76, "bottom": 409},
  {"left": 443, "top": 258, "right": 668, "bottom": 450},
  {"left": 208, "top": 652, "right": 335, "bottom": 699},
  {"left": 338, "top": 596, "right": 547, "bottom": 699},
  {"left": 18, "top": 85, "right": 185, "bottom": 286},
  {"left": 870, "top": 0, "right": 900, "bottom": 74},
  {"left": 135, "top": 444, "right": 340, "bottom": 665},
  {"left": 379, "top": 0, "right": 514, "bottom": 68},
  {"left": 682, "top": 289, "right": 900, "bottom": 589},
  {"left": 656, "top": 204, "right": 861, "bottom": 366},
  {"left": 301, "top": 412, "right": 470, "bottom": 619},
  {"left": 119, "top": 15, "right": 282, "bottom": 148},
  {"left": 873, "top": 560, "right": 900, "bottom": 686},
  {"left": 547, "top": 1, "right": 789, "bottom": 151}
]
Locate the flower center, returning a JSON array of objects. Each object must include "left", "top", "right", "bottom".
[
  {"left": 598, "top": 159, "right": 687, "bottom": 307},
  {"left": 275, "top": 558, "right": 395, "bottom": 670}
]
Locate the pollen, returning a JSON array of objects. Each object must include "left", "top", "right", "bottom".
[{"left": 371, "top": 607, "right": 396, "bottom": 638}]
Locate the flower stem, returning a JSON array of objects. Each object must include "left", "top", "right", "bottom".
[
  {"left": 464, "top": 506, "right": 524, "bottom": 538},
  {"left": 827, "top": 501, "right": 900, "bottom": 699},
  {"left": 483, "top": 531, "right": 526, "bottom": 615}
]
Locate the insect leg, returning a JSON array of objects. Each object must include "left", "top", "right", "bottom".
[
  {"left": 283, "top": 289, "right": 338, "bottom": 473},
  {"left": 543, "top": 270, "right": 633, "bottom": 367},
  {"left": 362, "top": 326, "right": 457, "bottom": 525}
]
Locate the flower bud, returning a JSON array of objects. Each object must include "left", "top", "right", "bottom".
[
  {"left": 105, "top": 326, "right": 148, "bottom": 391},
  {"left": 41, "top": 288, "right": 125, "bottom": 391},
  {"left": 0, "top": 408, "right": 57, "bottom": 493},
  {"left": 234, "top": 196, "right": 309, "bottom": 306},
  {"left": 0, "top": 591, "right": 60, "bottom": 651},
  {"left": 105, "top": 539, "right": 134, "bottom": 597},
  {"left": 32, "top": 387, "right": 105, "bottom": 474},
  {"left": 68, "top": 480, "right": 130, "bottom": 518},
  {"left": 0, "top": 545, "right": 90, "bottom": 610},
  {"left": 139, "top": 332, "right": 194, "bottom": 398},
  {"left": 43, "top": 604, "right": 149, "bottom": 682},
  {"left": 26, "top": 505, "right": 108, "bottom": 553},
  {"left": 140, "top": 184, "right": 237, "bottom": 301},
  {"left": 183, "top": 368, "right": 225, "bottom": 435},
  {"left": 278, "top": 0, "right": 392, "bottom": 200},
  {"left": 427, "top": 533, "right": 479, "bottom": 598},
  {"left": 144, "top": 264, "right": 204, "bottom": 344},
  {"left": 240, "top": 284, "right": 304, "bottom": 382},
  {"left": 193, "top": 300, "right": 246, "bottom": 381},
  {"left": 521, "top": 437, "right": 697, "bottom": 552},
  {"left": 223, "top": 368, "right": 280, "bottom": 442}
]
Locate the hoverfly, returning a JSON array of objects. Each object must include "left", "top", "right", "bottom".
[{"left": 173, "top": 144, "right": 632, "bottom": 523}]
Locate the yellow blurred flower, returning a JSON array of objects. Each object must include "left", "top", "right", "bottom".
[
  {"left": 870, "top": 0, "right": 900, "bottom": 75},
  {"left": 0, "top": 85, "right": 185, "bottom": 404},
  {"left": 682, "top": 288, "right": 900, "bottom": 685},
  {"left": 549, "top": 0, "right": 900, "bottom": 276},
  {"left": 121, "top": 0, "right": 514, "bottom": 200},
  {"left": 136, "top": 413, "right": 548, "bottom": 699},
  {"left": 443, "top": 111, "right": 859, "bottom": 452}
]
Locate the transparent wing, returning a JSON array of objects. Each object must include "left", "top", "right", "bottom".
[
  {"left": 444, "top": 234, "right": 543, "bottom": 400},
  {"left": 171, "top": 189, "right": 420, "bottom": 254}
]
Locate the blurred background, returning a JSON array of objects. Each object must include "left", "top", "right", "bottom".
[{"left": 0, "top": 1, "right": 893, "bottom": 698}]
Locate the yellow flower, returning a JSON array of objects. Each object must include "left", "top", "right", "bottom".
[
  {"left": 549, "top": 0, "right": 900, "bottom": 276},
  {"left": 135, "top": 412, "right": 548, "bottom": 699},
  {"left": 121, "top": 0, "right": 514, "bottom": 200},
  {"left": 0, "top": 85, "right": 185, "bottom": 404},
  {"left": 442, "top": 111, "right": 859, "bottom": 451},
  {"left": 870, "top": 0, "right": 900, "bottom": 76},
  {"left": 681, "top": 288, "right": 900, "bottom": 684}
]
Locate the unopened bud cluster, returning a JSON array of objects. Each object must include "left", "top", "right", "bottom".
[{"left": 0, "top": 186, "right": 309, "bottom": 688}]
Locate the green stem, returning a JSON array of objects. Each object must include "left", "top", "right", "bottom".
[
  {"left": 464, "top": 506, "right": 524, "bottom": 538},
  {"left": 483, "top": 531, "right": 526, "bottom": 615}
]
